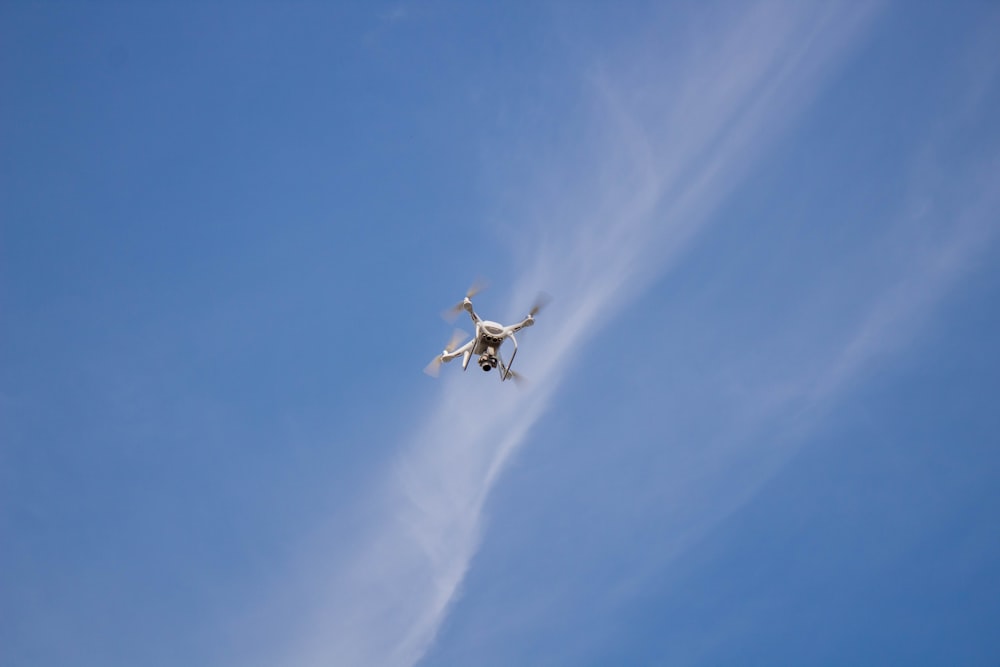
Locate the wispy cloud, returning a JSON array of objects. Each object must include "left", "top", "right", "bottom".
[
  {"left": 410, "top": 16, "right": 999, "bottom": 658},
  {"left": 272, "top": 3, "right": 899, "bottom": 666},
  {"left": 378, "top": 5, "right": 408, "bottom": 23},
  {"left": 547, "top": 30, "right": 1000, "bottom": 657}
]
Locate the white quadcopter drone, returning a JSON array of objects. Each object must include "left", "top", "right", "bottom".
[{"left": 424, "top": 282, "right": 549, "bottom": 383}]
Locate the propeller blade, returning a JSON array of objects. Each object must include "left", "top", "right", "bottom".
[
  {"left": 444, "top": 329, "right": 468, "bottom": 353},
  {"left": 424, "top": 329, "right": 469, "bottom": 377},
  {"left": 504, "top": 369, "right": 528, "bottom": 386},
  {"left": 442, "top": 279, "right": 490, "bottom": 322},
  {"left": 529, "top": 292, "right": 552, "bottom": 317},
  {"left": 423, "top": 356, "right": 444, "bottom": 377},
  {"left": 465, "top": 278, "right": 489, "bottom": 300}
]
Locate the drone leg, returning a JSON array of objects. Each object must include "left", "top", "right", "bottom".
[{"left": 503, "top": 334, "right": 518, "bottom": 382}]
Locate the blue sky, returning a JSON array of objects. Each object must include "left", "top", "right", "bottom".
[{"left": 2, "top": 2, "right": 999, "bottom": 666}]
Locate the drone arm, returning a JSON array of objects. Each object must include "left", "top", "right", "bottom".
[
  {"left": 441, "top": 339, "right": 474, "bottom": 363},
  {"left": 506, "top": 316, "right": 534, "bottom": 335},
  {"left": 464, "top": 299, "right": 483, "bottom": 325}
]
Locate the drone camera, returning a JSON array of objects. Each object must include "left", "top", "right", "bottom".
[{"left": 478, "top": 354, "right": 497, "bottom": 372}]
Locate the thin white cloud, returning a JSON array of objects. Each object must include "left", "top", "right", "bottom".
[
  {"left": 546, "top": 38, "right": 1000, "bottom": 653},
  {"left": 408, "top": 48, "right": 1000, "bottom": 657},
  {"left": 379, "top": 6, "right": 408, "bottom": 23},
  {"left": 273, "top": 3, "right": 894, "bottom": 666}
]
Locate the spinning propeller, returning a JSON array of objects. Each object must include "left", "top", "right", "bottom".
[
  {"left": 423, "top": 329, "right": 469, "bottom": 377},
  {"left": 442, "top": 279, "right": 489, "bottom": 322},
  {"left": 502, "top": 368, "right": 528, "bottom": 386},
  {"left": 527, "top": 292, "right": 552, "bottom": 318}
]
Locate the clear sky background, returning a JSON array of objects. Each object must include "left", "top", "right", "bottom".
[{"left": 2, "top": 2, "right": 999, "bottom": 666}]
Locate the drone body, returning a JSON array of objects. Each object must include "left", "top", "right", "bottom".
[{"left": 424, "top": 287, "right": 548, "bottom": 383}]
